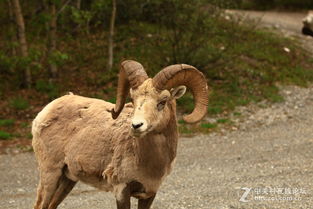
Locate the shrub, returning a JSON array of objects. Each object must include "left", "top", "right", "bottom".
[
  {"left": 9, "top": 97, "right": 30, "bottom": 110},
  {"left": 35, "top": 80, "right": 59, "bottom": 99},
  {"left": 0, "top": 119, "right": 15, "bottom": 127},
  {"left": 200, "top": 122, "right": 218, "bottom": 129},
  {"left": 0, "top": 130, "right": 12, "bottom": 140}
]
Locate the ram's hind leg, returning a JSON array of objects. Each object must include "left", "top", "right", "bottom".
[
  {"left": 35, "top": 168, "right": 63, "bottom": 209},
  {"left": 48, "top": 174, "right": 77, "bottom": 209},
  {"left": 34, "top": 180, "right": 43, "bottom": 209}
]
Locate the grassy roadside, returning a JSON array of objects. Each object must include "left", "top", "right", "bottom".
[{"left": 1, "top": 12, "right": 313, "bottom": 150}]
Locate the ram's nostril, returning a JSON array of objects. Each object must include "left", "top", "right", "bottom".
[{"left": 132, "top": 123, "right": 143, "bottom": 130}]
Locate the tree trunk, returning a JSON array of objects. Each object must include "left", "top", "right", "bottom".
[
  {"left": 48, "top": 0, "right": 58, "bottom": 80},
  {"left": 7, "top": 0, "right": 17, "bottom": 56},
  {"left": 108, "top": 0, "right": 116, "bottom": 71},
  {"left": 76, "top": 0, "right": 81, "bottom": 9},
  {"left": 11, "top": 0, "right": 31, "bottom": 88}
]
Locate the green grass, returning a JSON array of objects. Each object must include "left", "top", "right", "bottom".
[
  {"left": 200, "top": 122, "right": 218, "bottom": 129},
  {"left": 20, "top": 122, "right": 29, "bottom": 128},
  {"left": 178, "top": 125, "right": 193, "bottom": 134},
  {"left": 107, "top": 97, "right": 116, "bottom": 104},
  {"left": 0, "top": 119, "right": 15, "bottom": 127},
  {"left": 0, "top": 130, "right": 12, "bottom": 140},
  {"left": 35, "top": 80, "right": 59, "bottom": 99},
  {"left": 178, "top": 119, "right": 186, "bottom": 125},
  {"left": 176, "top": 93, "right": 194, "bottom": 113},
  {"left": 217, "top": 118, "right": 230, "bottom": 124},
  {"left": 26, "top": 133, "right": 33, "bottom": 139},
  {"left": 9, "top": 97, "right": 30, "bottom": 110}
]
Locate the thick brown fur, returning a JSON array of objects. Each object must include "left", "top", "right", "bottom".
[{"left": 32, "top": 79, "right": 181, "bottom": 209}]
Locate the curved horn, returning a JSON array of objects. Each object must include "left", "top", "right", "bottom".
[
  {"left": 111, "top": 60, "right": 148, "bottom": 119},
  {"left": 152, "top": 64, "right": 208, "bottom": 123}
]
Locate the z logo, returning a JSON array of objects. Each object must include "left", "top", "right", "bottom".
[{"left": 239, "top": 187, "right": 252, "bottom": 202}]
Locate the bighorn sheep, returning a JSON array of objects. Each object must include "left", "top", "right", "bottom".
[
  {"left": 32, "top": 60, "right": 208, "bottom": 209},
  {"left": 302, "top": 11, "right": 313, "bottom": 37}
]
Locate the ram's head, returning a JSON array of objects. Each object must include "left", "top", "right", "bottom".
[{"left": 111, "top": 60, "right": 208, "bottom": 136}]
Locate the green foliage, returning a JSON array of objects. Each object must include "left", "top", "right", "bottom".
[
  {"left": 35, "top": 80, "right": 59, "bottom": 99},
  {"left": 0, "top": 52, "right": 14, "bottom": 73},
  {"left": 0, "top": 119, "right": 15, "bottom": 127},
  {"left": 20, "top": 122, "right": 29, "bottom": 128},
  {"left": 69, "top": 6, "right": 94, "bottom": 34},
  {"left": 48, "top": 50, "right": 69, "bottom": 67},
  {"left": 107, "top": 97, "right": 116, "bottom": 104},
  {"left": 176, "top": 93, "right": 194, "bottom": 113},
  {"left": 27, "top": 132, "right": 33, "bottom": 139},
  {"left": 135, "top": 0, "right": 222, "bottom": 67},
  {"left": 178, "top": 119, "right": 186, "bottom": 125},
  {"left": 0, "top": 130, "right": 12, "bottom": 140},
  {"left": 102, "top": 87, "right": 115, "bottom": 94},
  {"left": 0, "top": 46, "right": 42, "bottom": 88},
  {"left": 9, "top": 97, "right": 30, "bottom": 110}
]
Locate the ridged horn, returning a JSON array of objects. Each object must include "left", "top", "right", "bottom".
[
  {"left": 152, "top": 64, "right": 208, "bottom": 123},
  {"left": 111, "top": 60, "right": 148, "bottom": 119}
]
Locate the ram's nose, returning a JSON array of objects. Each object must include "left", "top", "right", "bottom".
[{"left": 132, "top": 122, "right": 143, "bottom": 130}]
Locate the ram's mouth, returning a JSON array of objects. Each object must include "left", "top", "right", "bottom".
[
  {"left": 132, "top": 131, "right": 147, "bottom": 138},
  {"left": 131, "top": 125, "right": 152, "bottom": 137}
]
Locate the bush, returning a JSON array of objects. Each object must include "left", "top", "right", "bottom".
[
  {"left": 0, "top": 130, "right": 12, "bottom": 140},
  {"left": 35, "top": 80, "right": 59, "bottom": 99},
  {"left": 0, "top": 119, "right": 15, "bottom": 127},
  {"left": 9, "top": 97, "right": 30, "bottom": 110}
]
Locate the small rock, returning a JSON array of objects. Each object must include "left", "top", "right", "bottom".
[
  {"left": 17, "top": 188, "right": 25, "bottom": 192},
  {"left": 283, "top": 47, "right": 291, "bottom": 53}
]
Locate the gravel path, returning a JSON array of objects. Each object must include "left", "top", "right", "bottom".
[{"left": 1, "top": 85, "right": 313, "bottom": 208}]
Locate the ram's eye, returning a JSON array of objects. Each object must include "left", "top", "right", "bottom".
[{"left": 157, "top": 100, "right": 166, "bottom": 111}]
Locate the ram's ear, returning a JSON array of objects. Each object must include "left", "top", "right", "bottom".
[{"left": 170, "top": 85, "right": 186, "bottom": 99}]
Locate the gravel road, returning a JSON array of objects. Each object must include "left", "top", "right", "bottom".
[
  {"left": 226, "top": 10, "right": 306, "bottom": 33},
  {"left": 1, "top": 10, "right": 313, "bottom": 209}
]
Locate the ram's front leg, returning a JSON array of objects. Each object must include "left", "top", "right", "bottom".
[
  {"left": 115, "top": 184, "right": 131, "bottom": 209},
  {"left": 138, "top": 194, "right": 156, "bottom": 209}
]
